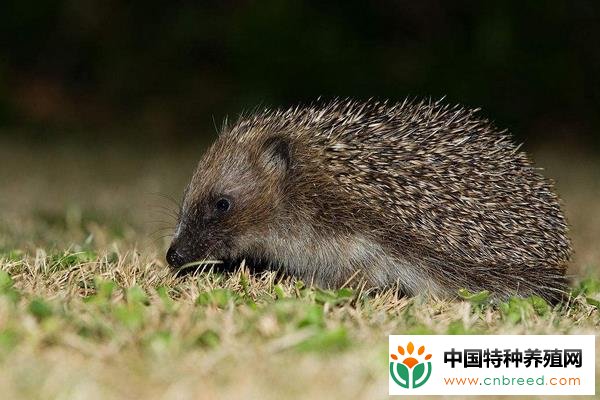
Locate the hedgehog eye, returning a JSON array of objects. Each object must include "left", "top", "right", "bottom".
[{"left": 214, "top": 197, "right": 231, "bottom": 213}]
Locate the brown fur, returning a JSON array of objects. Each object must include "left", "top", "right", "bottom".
[{"left": 168, "top": 99, "right": 572, "bottom": 302}]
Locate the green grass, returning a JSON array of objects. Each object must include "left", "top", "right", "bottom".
[
  {"left": 0, "top": 140, "right": 599, "bottom": 399},
  {"left": 0, "top": 245, "right": 599, "bottom": 399}
]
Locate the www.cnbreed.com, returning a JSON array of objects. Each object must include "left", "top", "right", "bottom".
[{"left": 443, "top": 375, "right": 581, "bottom": 387}]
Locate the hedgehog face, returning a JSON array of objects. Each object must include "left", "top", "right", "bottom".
[{"left": 166, "top": 135, "right": 291, "bottom": 271}]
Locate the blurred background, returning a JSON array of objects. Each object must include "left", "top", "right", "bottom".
[
  {"left": 1, "top": 0, "right": 599, "bottom": 146},
  {"left": 0, "top": 1, "right": 598, "bottom": 275}
]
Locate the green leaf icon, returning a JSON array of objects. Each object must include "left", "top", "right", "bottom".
[
  {"left": 412, "top": 362, "right": 432, "bottom": 388},
  {"left": 390, "top": 362, "right": 410, "bottom": 389}
]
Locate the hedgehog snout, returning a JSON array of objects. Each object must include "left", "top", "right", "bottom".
[
  {"left": 166, "top": 245, "right": 186, "bottom": 268},
  {"left": 166, "top": 221, "right": 227, "bottom": 270}
]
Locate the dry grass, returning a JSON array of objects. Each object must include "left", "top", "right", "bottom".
[{"left": 0, "top": 138, "right": 599, "bottom": 399}]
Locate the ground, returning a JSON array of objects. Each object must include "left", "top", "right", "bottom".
[{"left": 0, "top": 138, "right": 598, "bottom": 399}]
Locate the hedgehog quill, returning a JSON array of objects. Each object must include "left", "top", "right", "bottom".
[{"left": 166, "top": 99, "right": 571, "bottom": 302}]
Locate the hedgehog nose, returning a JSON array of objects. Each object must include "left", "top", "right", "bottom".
[{"left": 166, "top": 246, "right": 186, "bottom": 268}]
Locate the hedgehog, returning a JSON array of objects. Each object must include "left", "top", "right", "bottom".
[{"left": 166, "top": 99, "right": 572, "bottom": 302}]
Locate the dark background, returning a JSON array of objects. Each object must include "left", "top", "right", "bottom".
[{"left": 0, "top": 1, "right": 599, "bottom": 149}]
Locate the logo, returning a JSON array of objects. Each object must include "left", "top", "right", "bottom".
[
  {"left": 389, "top": 341, "right": 432, "bottom": 389},
  {"left": 389, "top": 335, "right": 595, "bottom": 395}
]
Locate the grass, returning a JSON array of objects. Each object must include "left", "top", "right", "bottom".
[
  {"left": 0, "top": 249, "right": 599, "bottom": 399},
  {"left": 0, "top": 139, "right": 599, "bottom": 399}
]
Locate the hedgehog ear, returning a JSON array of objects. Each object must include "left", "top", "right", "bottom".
[{"left": 261, "top": 136, "right": 291, "bottom": 174}]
